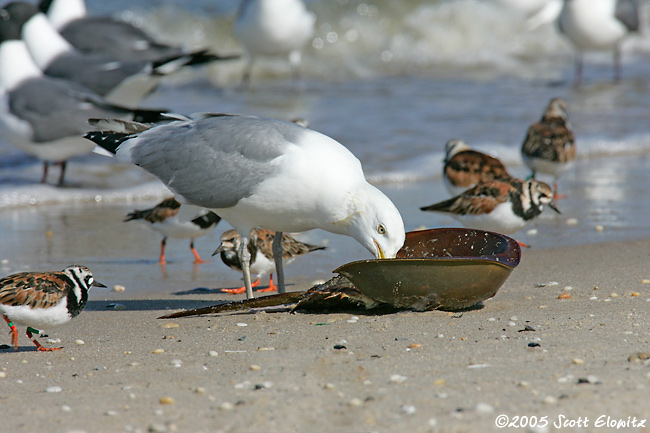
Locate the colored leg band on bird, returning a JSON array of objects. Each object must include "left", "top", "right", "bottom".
[{"left": 26, "top": 328, "right": 60, "bottom": 351}]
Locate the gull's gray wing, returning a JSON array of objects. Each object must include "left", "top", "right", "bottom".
[
  {"left": 616, "top": 0, "right": 640, "bottom": 32},
  {"left": 60, "top": 17, "right": 187, "bottom": 63},
  {"left": 9, "top": 77, "right": 137, "bottom": 142},
  {"left": 129, "top": 115, "right": 307, "bottom": 209},
  {"left": 44, "top": 52, "right": 148, "bottom": 97}
]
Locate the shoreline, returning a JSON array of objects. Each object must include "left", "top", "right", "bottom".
[{"left": 3, "top": 238, "right": 650, "bottom": 432}]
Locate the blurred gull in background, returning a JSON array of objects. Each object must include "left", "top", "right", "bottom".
[
  {"left": 38, "top": 0, "right": 238, "bottom": 64},
  {"left": 0, "top": 3, "right": 168, "bottom": 185},
  {"left": 558, "top": 0, "right": 642, "bottom": 86},
  {"left": 493, "top": 0, "right": 563, "bottom": 30},
  {"left": 234, "top": 0, "right": 316, "bottom": 85},
  {"left": 5, "top": 2, "right": 233, "bottom": 107}
]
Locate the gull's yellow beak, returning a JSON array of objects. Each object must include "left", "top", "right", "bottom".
[{"left": 374, "top": 239, "right": 386, "bottom": 259}]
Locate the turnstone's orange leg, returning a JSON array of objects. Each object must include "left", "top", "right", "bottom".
[
  {"left": 222, "top": 279, "right": 261, "bottom": 294},
  {"left": 26, "top": 327, "right": 61, "bottom": 352},
  {"left": 517, "top": 241, "right": 530, "bottom": 248},
  {"left": 257, "top": 274, "right": 278, "bottom": 293},
  {"left": 190, "top": 240, "right": 209, "bottom": 264},
  {"left": 159, "top": 238, "right": 168, "bottom": 265},
  {"left": 552, "top": 182, "right": 567, "bottom": 200},
  {"left": 3, "top": 314, "right": 19, "bottom": 351}
]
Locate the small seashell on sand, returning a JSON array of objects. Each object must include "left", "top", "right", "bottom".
[
  {"left": 349, "top": 398, "right": 363, "bottom": 407},
  {"left": 159, "top": 396, "right": 175, "bottom": 405},
  {"left": 558, "top": 292, "right": 572, "bottom": 299},
  {"left": 74, "top": 340, "right": 85, "bottom": 345},
  {"left": 543, "top": 395, "right": 557, "bottom": 405},
  {"left": 219, "top": 402, "right": 234, "bottom": 411},
  {"left": 152, "top": 349, "right": 164, "bottom": 354},
  {"left": 113, "top": 285, "right": 126, "bottom": 292},
  {"left": 628, "top": 352, "right": 650, "bottom": 363},
  {"left": 474, "top": 402, "right": 494, "bottom": 414},
  {"left": 401, "top": 405, "right": 416, "bottom": 415},
  {"left": 161, "top": 323, "right": 179, "bottom": 329}
]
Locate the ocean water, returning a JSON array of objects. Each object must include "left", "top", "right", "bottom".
[{"left": 1, "top": 0, "right": 650, "bottom": 291}]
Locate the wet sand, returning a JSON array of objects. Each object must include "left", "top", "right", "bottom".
[{"left": 2, "top": 237, "right": 650, "bottom": 433}]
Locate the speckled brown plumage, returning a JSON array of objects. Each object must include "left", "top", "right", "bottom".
[
  {"left": 420, "top": 178, "right": 559, "bottom": 235},
  {"left": 216, "top": 228, "right": 326, "bottom": 294},
  {"left": 254, "top": 229, "right": 326, "bottom": 261},
  {"left": 1, "top": 265, "right": 104, "bottom": 351},
  {"left": 0, "top": 271, "right": 70, "bottom": 309},
  {"left": 442, "top": 139, "right": 511, "bottom": 196},
  {"left": 124, "top": 197, "right": 181, "bottom": 223},
  {"left": 423, "top": 179, "right": 515, "bottom": 216},
  {"left": 445, "top": 151, "right": 509, "bottom": 185},
  {"left": 521, "top": 98, "right": 576, "bottom": 169}
]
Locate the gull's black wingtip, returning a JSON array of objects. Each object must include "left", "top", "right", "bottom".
[{"left": 83, "top": 131, "right": 130, "bottom": 154}]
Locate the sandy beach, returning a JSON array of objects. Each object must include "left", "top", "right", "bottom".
[
  {"left": 2, "top": 236, "right": 650, "bottom": 433},
  {"left": 1, "top": 0, "right": 650, "bottom": 430}
]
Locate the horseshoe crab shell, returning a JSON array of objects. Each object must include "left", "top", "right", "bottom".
[{"left": 334, "top": 228, "right": 521, "bottom": 310}]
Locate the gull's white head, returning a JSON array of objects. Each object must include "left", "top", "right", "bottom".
[{"left": 338, "top": 184, "right": 405, "bottom": 260}]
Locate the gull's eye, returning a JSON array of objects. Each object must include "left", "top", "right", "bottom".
[{"left": 377, "top": 224, "right": 386, "bottom": 235}]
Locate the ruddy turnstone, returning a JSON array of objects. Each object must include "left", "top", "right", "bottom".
[
  {"left": 234, "top": 0, "right": 316, "bottom": 84},
  {"left": 443, "top": 139, "right": 511, "bottom": 196},
  {"left": 420, "top": 177, "right": 560, "bottom": 235},
  {"left": 124, "top": 198, "right": 221, "bottom": 265},
  {"left": 3, "top": 2, "right": 232, "bottom": 107},
  {"left": 38, "top": 0, "right": 236, "bottom": 64},
  {"left": 558, "top": 0, "right": 641, "bottom": 86},
  {"left": 85, "top": 113, "right": 405, "bottom": 299},
  {"left": 214, "top": 228, "right": 326, "bottom": 294},
  {"left": 0, "top": 7, "right": 168, "bottom": 186},
  {"left": 521, "top": 98, "right": 576, "bottom": 196},
  {"left": 0, "top": 265, "right": 105, "bottom": 351}
]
